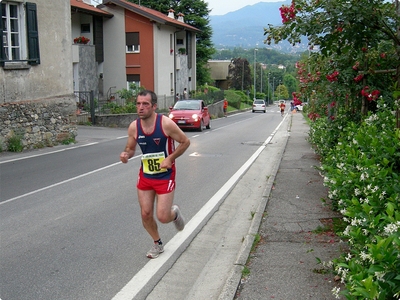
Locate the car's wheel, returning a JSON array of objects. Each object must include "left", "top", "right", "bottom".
[
  {"left": 198, "top": 120, "right": 204, "bottom": 132},
  {"left": 252, "top": 110, "right": 255, "bottom": 113},
  {"left": 206, "top": 119, "right": 211, "bottom": 129},
  {"left": 263, "top": 110, "right": 266, "bottom": 113}
]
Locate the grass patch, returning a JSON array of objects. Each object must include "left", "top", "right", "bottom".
[
  {"left": 8, "top": 134, "right": 24, "bottom": 152},
  {"left": 251, "top": 233, "right": 261, "bottom": 252},
  {"left": 242, "top": 266, "right": 250, "bottom": 277}
]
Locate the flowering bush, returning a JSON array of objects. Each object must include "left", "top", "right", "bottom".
[
  {"left": 313, "top": 99, "right": 400, "bottom": 299},
  {"left": 74, "top": 36, "right": 90, "bottom": 44},
  {"left": 279, "top": 1, "right": 296, "bottom": 23}
]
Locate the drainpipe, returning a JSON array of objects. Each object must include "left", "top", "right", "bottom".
[{"left": 173, "top": 29, "right": 185, "bottom": 99}]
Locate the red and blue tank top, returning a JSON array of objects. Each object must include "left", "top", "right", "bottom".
[{"left": 136, "top": 114, "right": 176, "bottom": 179}]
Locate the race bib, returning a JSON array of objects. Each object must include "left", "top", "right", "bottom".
[{"left": 141, "top": 152, "right": 168, "bottom": 175}]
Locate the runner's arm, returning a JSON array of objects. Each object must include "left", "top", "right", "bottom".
[
  {"left": 120, "top": 121, "right": 137, "bottom": 163},
  {"left": 161, "top": 117, "right": 190, "bottom": 168}
]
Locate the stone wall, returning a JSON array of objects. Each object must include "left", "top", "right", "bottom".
[{"left": 0, "top": 96, "right": 78, "bottom": 151}]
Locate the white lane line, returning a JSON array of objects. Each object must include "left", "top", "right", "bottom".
[
  {"left": 0, "top": 142, "right": 100, "bottom": 164},
  {"left": 111, "top": 116, "right": 287, "bottom": 300},
  {"left": 0, "top": 155, "right": 142, "bottom": 206},
  {"left": 0, "top": 135, "right": 128, "bottom": 164}
]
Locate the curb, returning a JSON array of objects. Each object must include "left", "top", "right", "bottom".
[{"left": 218, "top": 114, "right": 293, "bottom": 300}]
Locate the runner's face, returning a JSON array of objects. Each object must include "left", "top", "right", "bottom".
[{"left": 136, "top": 94, "right": 155, "bottom": 119}]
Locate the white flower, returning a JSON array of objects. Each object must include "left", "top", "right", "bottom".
[
  {"left": 355, "top": 188, "right": 361, "bottom": 196},
  {"left": 332, "top": 286, "right": 341, "bottom": 299},
  {"left": 343, "top": 225, "right": 351, "bottom": 236},
  {"left": 345, "top": 252, "right": 352, "bottom": 261},
  {"left": 384, "top": 222, "right": 400, "bottom": 236},
  {"left": 375, "top": 271, "right": 386, "bottom": 282}
]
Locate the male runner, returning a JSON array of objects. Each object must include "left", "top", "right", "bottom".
[
  {"left": 120, "top": 90, "right": 190, "bottom": 258},
  {"left": 279, "top": 102, "right": 286, "bottom": 116}
]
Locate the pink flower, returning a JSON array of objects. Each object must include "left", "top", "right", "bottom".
[
  {"left": 360, "top": 86, "right": 380, "bottom": 101},
  {"left": 354, "top": 74, "right": 364, "bottom": 82},
  {"left": 326, "top": 71, "right": 339, "bottom": 82}
]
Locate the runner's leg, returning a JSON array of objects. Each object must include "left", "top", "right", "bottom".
[
  {"left": 137, "top": 189, "right": 160, "bottom": 241},
  {"left": 155, "top": 191, "right": 175, "bottom": 224}
]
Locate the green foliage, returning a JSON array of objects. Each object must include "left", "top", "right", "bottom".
[
  {"left": 7, "top": 134, "right": 24, "bottom": 152},
  {"left": 117, "top": 82, "right": 143, "bottom": 102},
  {"left": 275, "top": 84, "right": 289, "bottom": 99},
  {"left": 311, "top": 99, "right": 400, "bottom": 299},
  {"left": 101, "top": 102, "right": 137, "bottom": 114},
  {"left": 265, "top": 0, "right": 399, "bottom": 118},
  {"left": 212, "top": 47, "right": 299, "bottom": 66},
  {"left": 225, "top": 89, "right": 249, "bottom": 109},
  {"left": 61, "top": 137, "right": 76, "bottom": 145},
  {"left": 191, "top": 87, "right": 224, "bottom": 105}
]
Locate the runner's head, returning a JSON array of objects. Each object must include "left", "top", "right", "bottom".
[
  {"left": 136, "top": 90, "right": 157, "bottom": 119},
  {"left": 138, "top": 90, "right": 157, "bottom": 106}
]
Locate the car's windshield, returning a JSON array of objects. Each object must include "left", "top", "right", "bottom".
[
  {"left": 254, "top": 100, "right": 264, "bottom": 104},
  {"left": 173, "top": 101, "right": 200, "bottom": 110}
]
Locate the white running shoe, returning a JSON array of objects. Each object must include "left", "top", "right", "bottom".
[
  {"left": 172, "top": 205, "right": 185, "bottom": 231},
  {"left": 146, "top": 243, "right": 164, "bottom": 259}
]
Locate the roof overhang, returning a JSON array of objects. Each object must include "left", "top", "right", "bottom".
[{"left": 102, "top": 0, "right": 201, "bottom": 33}]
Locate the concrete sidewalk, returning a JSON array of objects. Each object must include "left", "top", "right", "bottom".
[{"left": 234, "top": 112, "right": 344, "bottom": 300}]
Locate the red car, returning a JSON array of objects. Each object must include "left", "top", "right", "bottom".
[{"left": 169, "top": 100, "right": 211, "bottom": 131}]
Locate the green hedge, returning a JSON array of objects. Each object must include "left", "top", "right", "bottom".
[{"left": 309, "top": 99, "right": 400, "bottom": 299}]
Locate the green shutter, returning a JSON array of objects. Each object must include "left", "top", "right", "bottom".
[
  {"left": 0, "top": 4, "right": 5, "bottom": 65},
  {"left": 26, "top": 2, "right": 40, "bottom": 65}
]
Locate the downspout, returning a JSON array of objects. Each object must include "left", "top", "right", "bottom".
[{"left": 173, "top": 29, "right": 185, "bottom": 99}]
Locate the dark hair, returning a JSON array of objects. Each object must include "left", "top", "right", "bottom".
[{"left": 138, "top": 90, "right": 157, "bottom": 105}]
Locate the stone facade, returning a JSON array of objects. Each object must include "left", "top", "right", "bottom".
[{"left": 0, "top": 96, "right": 77, "bottom": 151}]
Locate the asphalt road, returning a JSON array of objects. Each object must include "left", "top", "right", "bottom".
[{"left": 0, "top": 108, "right": 285, "bottom": 300}]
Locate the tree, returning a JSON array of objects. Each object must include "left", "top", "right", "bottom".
[
  {"left": 283, "top": 74, "right": 297, "bottom": 98},
  {"left": 275, "top": 84, "right": 289, "bottom": 100},
  {"left": 228, "top": 58, "right": 252, "bottom": 91},
  {"left": 264, "top": 0, "right": 400, "bottom": 116},
  {"left": 128, "top": 0, "right": 215, "bottom": 86}
]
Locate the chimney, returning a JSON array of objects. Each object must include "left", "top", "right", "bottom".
[
  {"left": 167, "top": 9, "right": 175, "bottom": 19},
  {"left": 177, "top": 13, "right": 184, "bottom": 23}
]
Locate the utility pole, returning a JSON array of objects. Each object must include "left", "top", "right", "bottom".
[
  {"left": 272, "top": 77, "right": 275, "bottom": 102},
  {"left": 253, "top": 48, "right": 258, "bottom": 100}
]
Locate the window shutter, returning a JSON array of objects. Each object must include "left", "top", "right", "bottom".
[
  {"left": 26, "top": 2, "right": 40, "bottom": 65},
  {"left": 0, "top": 4, "right": 5, "bottom": 65}
]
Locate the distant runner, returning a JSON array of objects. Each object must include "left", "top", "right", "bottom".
[{"left": 279, "top": 102, "right": 286, "bottom": 116}]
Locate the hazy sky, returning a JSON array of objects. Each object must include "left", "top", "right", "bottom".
[
  {"left": 90, "top": 0, "right": 283, "bottom": 16},
  {"left": 207, "top": 0, "right": 282, "bottom": 15}
]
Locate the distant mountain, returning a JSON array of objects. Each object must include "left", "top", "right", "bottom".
[{"left": 210, "top": 1, "right": 308, "bottom": 53}]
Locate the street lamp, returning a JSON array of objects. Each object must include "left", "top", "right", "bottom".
[
  {"left": 260, "top": 65, "right": 263, "bottom": 94},
  {"left": 253, "top": 47, "right": 258, "bottom": 100}
]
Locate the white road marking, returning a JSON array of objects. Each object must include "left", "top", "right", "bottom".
[
  {"left": 0, "top": 142, "right": 99, "bottom": 164},
  {"left": 111, "top": 115, "right": 287, "bottom": 300},
  {"left": 0, "top": 155, "right": 142, "bottom": 206}
]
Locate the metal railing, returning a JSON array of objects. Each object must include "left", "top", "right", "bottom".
[{"left": 74, "top": 90, "right": 95, "bottom": 125}]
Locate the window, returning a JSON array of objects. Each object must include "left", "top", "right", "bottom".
[
  {"left": 126, "top": 32, "right": 139, "bottom": 53},
  {"left": 127, "top": 74, "right": 140, "bottom": 90},
  {"left": 176, "top": 38, "right": 183, "bottom": 45},
  {"left": 0, "top": 1, "right": 40, "bottom": 66},
  {"left": 81, "top": 23, "right": 90, "bottom": 33}
]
